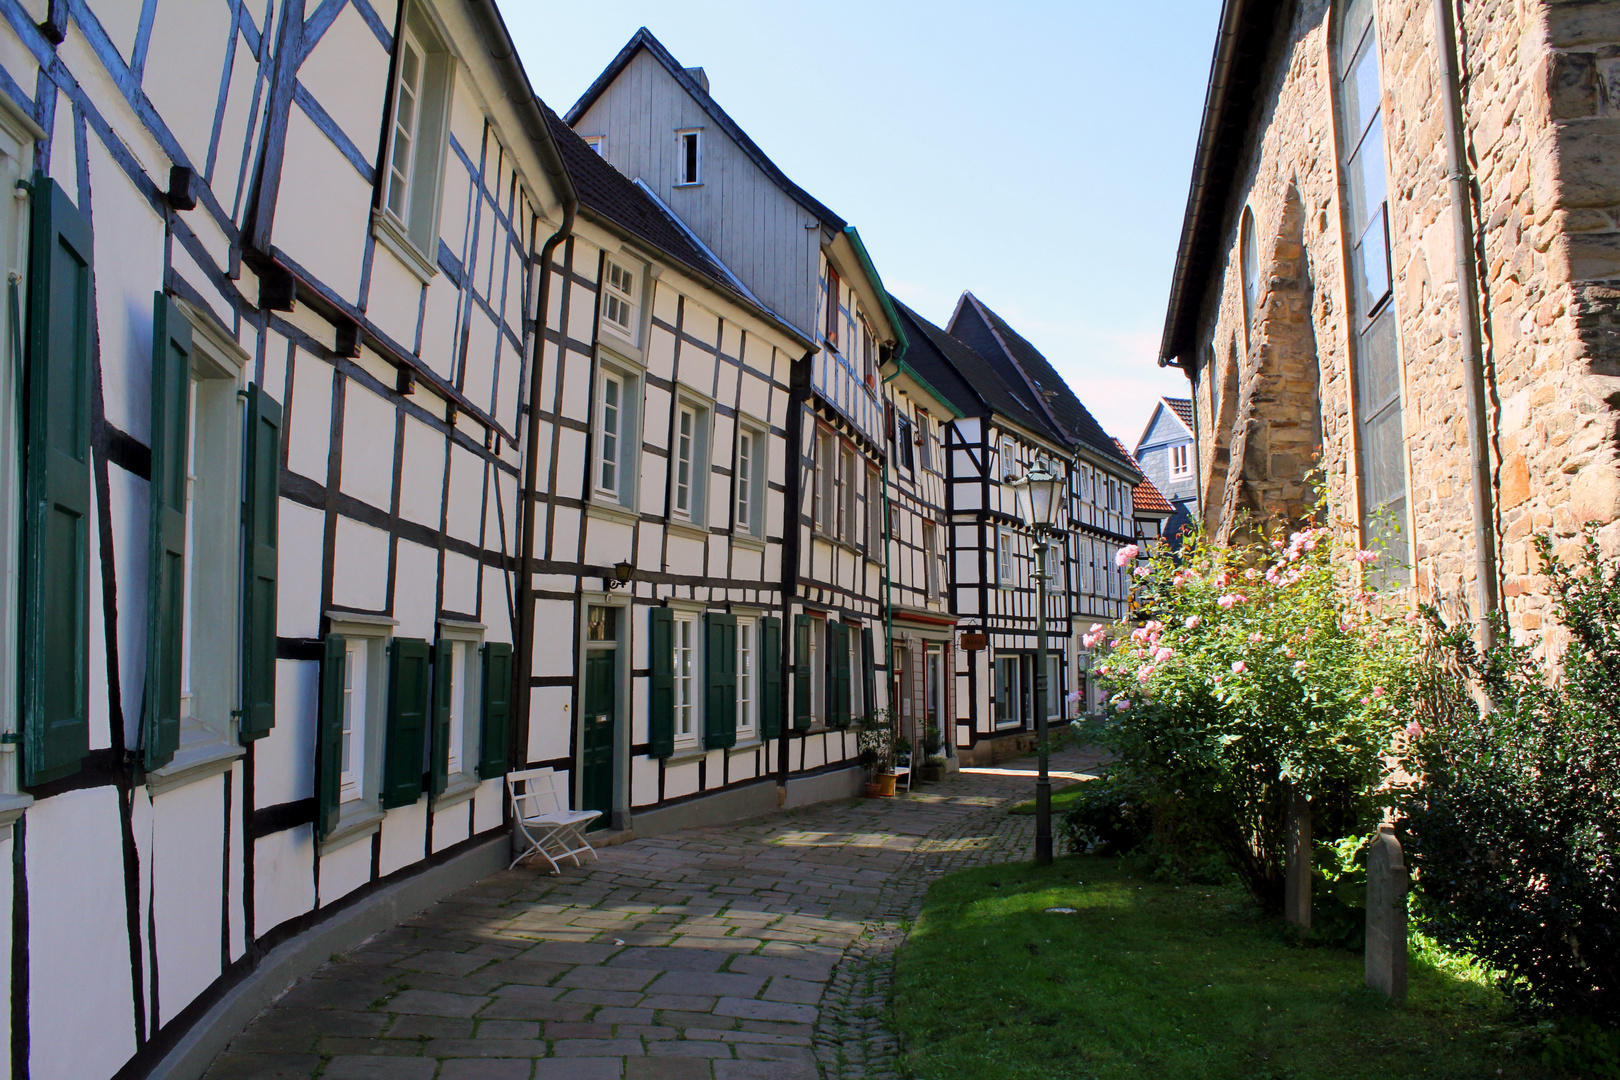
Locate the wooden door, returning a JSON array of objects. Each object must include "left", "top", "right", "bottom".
[{"left": 582, "top": 648, "right": 615, "bottom": 828}]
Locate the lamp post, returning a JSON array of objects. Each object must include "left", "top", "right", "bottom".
[{"left": 1008, "top": 459, "right": 1065, "bottom": 866}]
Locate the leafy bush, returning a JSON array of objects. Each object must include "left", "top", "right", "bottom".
[
  {"left": 1400, "top": 530, "right": 1619, "bottom": 1024},
  {"left": 1057, "top": 772, "right": 1151, "bottom": 855},
  {"left": 1086, "top": 512, "right": 1417, "bottom": 912}
]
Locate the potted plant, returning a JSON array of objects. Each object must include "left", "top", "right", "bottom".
[{"left": 857, "top": 710, "right": 897, "bottom": 796}]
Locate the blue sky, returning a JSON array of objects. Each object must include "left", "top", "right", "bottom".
[{"left": 507, "top": 2, "right": 1219, "bottom": 451}]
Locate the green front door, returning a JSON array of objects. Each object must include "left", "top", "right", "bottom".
[{"left": 582, "top": 648, "right": 615, "bottom": 829}]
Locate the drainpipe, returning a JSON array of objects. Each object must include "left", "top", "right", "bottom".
[
  {"left": 880, "top": 361, "right": 901, "bottom": 729},
  {"left": 1434, "top": 0, "right": 1500, "bottom": 651},
  {"left": 778, "top": 353, "right": 811, "bottom": 790},
  {"left": 513, "top": 196, "right": 576, "bottom": 774}
]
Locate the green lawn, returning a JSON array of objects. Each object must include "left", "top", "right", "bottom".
[
  {"left": 893, "top": 856, "right": 1545, "bottom": 1080},
  {"left": 1006, "top": 780, "right": 1089, "bottom": 816}
]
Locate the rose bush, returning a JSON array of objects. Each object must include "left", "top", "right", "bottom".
[{"left": 1084, "top": 516, "right": 1418, "bottom": 911}]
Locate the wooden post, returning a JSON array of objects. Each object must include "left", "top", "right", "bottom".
[
  {"left": 1284, "top": 786, "right": 1312, "bottom": 928},
  {"left": 1365, "top": 825, "right": 1409, "bottom": 1001}
]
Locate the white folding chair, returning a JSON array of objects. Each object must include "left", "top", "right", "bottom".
[{"left": 506, "top": 767, "right": 602, "bottom": 873}]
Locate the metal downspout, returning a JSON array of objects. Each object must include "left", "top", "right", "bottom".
[
  {"left": 1434, "top": 0, "right": 1500, "bottom": 650},
  {"left": 513, "top": 197, "right": 576, "bottom": 777},
  {"left": 880, "top": 365, "right": 900, "bottom": 744}
]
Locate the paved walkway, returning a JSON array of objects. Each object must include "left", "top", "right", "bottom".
[{"left": 206, "top": 749, "right": 1104, "bottom": 1080}]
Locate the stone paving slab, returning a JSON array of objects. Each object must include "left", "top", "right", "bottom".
[{"left": 204, "top": 749, "right": 1104, "bottom": 1080}]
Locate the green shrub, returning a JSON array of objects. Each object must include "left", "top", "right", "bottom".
[
  {"left": 1400, "top": 530, "right": 1619, "bottom": 1024},
  {"left": 1056, "top": 771, "right": 1151, "bottom": 855}
]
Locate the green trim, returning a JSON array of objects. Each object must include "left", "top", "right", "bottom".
[
  {"left": 844, "top": 226, "right": 910, "bottom": 359},
  {"left": 890, "top": 358, "right": 964, "bottom": 419}
]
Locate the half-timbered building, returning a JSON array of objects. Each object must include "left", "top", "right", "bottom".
[
  {"left": 0, "top": 0, "right": 572, "bottom": 1076},
  {"left": 566, "top": 28, "right": 904, "bottom": 796},
  {"left": 525, "top": 106, "right": 818, "bottom": 833},
  {"left": 876, "top": 321, "right": 961, "bottom": 769}
]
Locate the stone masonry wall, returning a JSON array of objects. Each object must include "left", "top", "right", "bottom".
[{"left": 1187, "top": 0, "right": 1620, "bottom": 640}]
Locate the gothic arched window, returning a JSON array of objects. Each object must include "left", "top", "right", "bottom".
[{"left": 1337, "top": 0, "right": 1408, "bottom": 580}]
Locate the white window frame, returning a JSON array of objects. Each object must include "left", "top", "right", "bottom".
[
  {"left": 601, "top": 257, "right": 641, "bottom": 346},
  {"left": 1170, "top": 443, "right": 1190, "bottom": 477},
  {"left": 592, "top": 357, "right": 643, "bottom": 515},
  {"left": 673, "top": 609, "right": 700, "bottom": 747},
  {"left": 808, "top": 616, "right": 823, "bottom": 723},
  {"left": 923, "top": 521, "right": 939, "bottom": 600},
  {"left": 814, "top": 429, "right": 835, "bottom": 536},
  {"left": 838, "top": 445, "right": 856, "bottom": 543},
  {"left": 676, "top": 128, "right": 702, "bottom": 185},
  {"left": 736, "top": 614, "right": 757, "bottom": 740},
  {"left": 150, "top": 303, "right": 254, "bottom": 794},
  {"left": 735, "top": 423, "right": 765, "bottom": 539},
  {"left": 997, "top": 527, "right": 1015, "bottom": 588},
  {"left": 583, "top": 134, "right": 605, "bottom": 154},
  {"left": 372, "top": 0, "right": 454, "bottom": 283},
  {"left": 916, "top": 412, "right": 932, "bottom": 472},
  {"left": 866, "top": 469, "right": 882, "bottom": 554},
  {"left": 671, "top": 400, "right": 710, "bottom": 525},
  {"left": 435, "top": 620, "right": 485, "bottom": 806},
  {"left": 597, "top": 369, "right": 625, "bottom": 499},
  {"left": 323, "top": 614, "right": 396, "bottom": 850},
  {"left": 849, "top": 625, "right": 865, "bottom": 721}
]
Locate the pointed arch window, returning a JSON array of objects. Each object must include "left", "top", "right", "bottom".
[
  {"left": 1337, "top": 0, "right": 1408, "bottom": 580},
  {"left": 1240, "top": 207, "right": 1259, "bottom": 356}
]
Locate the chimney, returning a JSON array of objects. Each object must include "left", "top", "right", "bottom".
[{"left": 684, "top": 66, "right": 709, "bottom": 94}]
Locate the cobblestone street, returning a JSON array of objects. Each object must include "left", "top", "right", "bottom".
[{"left": 204, "top": 749, "right": 1103, "bottom": 1080}]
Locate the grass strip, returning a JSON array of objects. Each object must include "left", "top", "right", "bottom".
[
  {"left": 893, "top": 855, "right": 1546, "bottom": 1079},
  {"left": 1006, "top": 780, "right": 1090, "bottom": 816}
]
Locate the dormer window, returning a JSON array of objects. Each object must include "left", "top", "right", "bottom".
[
  {"left": 602, "top": 258, "right": 639, "bottom": 343},
  {"left": 583, "top": 135, "right": 604, "bottom": 155},
  {"left": 677, "top": 129, "right": 702, "bottom": 185},
  {"left": 1171, "top": 443, "right": 1190, "bottom": 477}
]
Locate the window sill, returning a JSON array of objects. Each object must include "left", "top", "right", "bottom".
[
  {"left": 587, "top": 500, "right": 641, "bottom": 527},
  {"left": 147, "top": 729, "right": 246, "bottom": 796},
  {"left": 665, "top": 743, "right": 707, "bottom": 764},
  {"left": 673, "top": 181, "right": 704, "bottom": 189},
  {"left": 666, "top": 520, "right": 710, "bottom": 543},
  {"left": 433, "top": 772, "right": 480, "bottom": 811},
  {"left": 372, "top": 209, "right": 437, "bottom": 285},
  {"left": 0, "top": 792, "right": 31, "bottom": 834},
  {"left": 320, "top": 801, "right": 385, "bottom": 854},
  {"left": 731, "top": 533, "right": 766, "bottom": 552}
]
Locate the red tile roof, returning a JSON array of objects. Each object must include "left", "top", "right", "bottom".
[{"left": 1113, "top": 438, "right": 1175, "bottom": 516}]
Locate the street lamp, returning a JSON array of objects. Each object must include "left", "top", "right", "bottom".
[{"left": 1008, "top": 458, "right": 1066, "bottom": 865}]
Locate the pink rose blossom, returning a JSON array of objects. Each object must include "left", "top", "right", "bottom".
[
  {"left": 1244, "top": 568, "right": 1260, "bottom": 581},
  {"left": 1249, "top": 632, "right": 1263, "bottom": 644},
  {"left": 1136, "top": 666, "right": 1154, "bottom": 684},
  {"left": 1153, "top": 646, "right": 1173, "bottom": 663},
  {"left": 1184, "top": 615, "right": 1201, "bottom": 629},
  {"left": 1231, "top": 661, "right": 1246, "bottom": 674},
  {"left": 1115, "top": 544, "right": 1140, "bottom": 567},
  {"left": 1405, "top": 719, "right": 1422, "bottom": 738},
  {"left": 1134, "top": 566, "right": 1151, "bottom": 578},
  {"left": 1172, "top": 574, "right": 1186, "bottom": 587},
  {"left": 1372, "top": 686, "right": 1385, "bottom": 697},
  {"left": 1114, "top": 700, "right": 1130, "bottom": 713},
  {"left": 1217, "top": 594, "right": 1237, "bottom": 609},
  {"left": 1293, "top": 659, "right": 1307, "bottom": 670},
  {"left": 1354, "top": 549, "right": 1380, "bottom": 564}
]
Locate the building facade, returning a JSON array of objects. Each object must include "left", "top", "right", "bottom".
[
  {"left": 1134, "top": 396, "right": 1197, "bottom": 541},
  {"left": 1159, "top": 0, "right": 1620, "bottom": 637}
]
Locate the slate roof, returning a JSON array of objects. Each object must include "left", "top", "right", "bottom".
[
  {"left": 1165, "top": 396, "right": 1194, "bottom": 430},
  {"left": 565, "top": 28, "right": 846, "bottom": 232},
  {"left": 948, "top": 293, "right": 1137, "bottom": 473},
  {"left": 541, "top": 103, "right": 807, "bottom": 348},
  {"left": 1114, "top": 438, "right": 1175, "bottom": 517},
  {"left": 890, "top": 298, "right": 1059, "bottom": 444}
]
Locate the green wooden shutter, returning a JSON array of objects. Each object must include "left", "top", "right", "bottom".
[
  {"left": 861, "top": 626, "right": 876, "bottom": 723},
  {"left": 478, "top": 641, "right": 512, "bottom": 779},
  {"left": 760, "top": 617, "right": 782, "bottom": 739},
  {"left": 704, "top": 613, "right": 737, "bottom": 750},
  {"left": 793, "top": 615, "right": 811, "bottom": 731},
  {"left": 316, "top": 635, "right": 346, "bottom": 839},
  {"left": 648, "top": 607, "right": 674, "bottom": 757},
  {"left": 21, "top": 174, "right": 93, "bottom": 786},
  {"left": 143, "top": 294, "right": 192, "bottom": 771},
  {"left": 239, "top": 383, "right": 281, "bottom": 742},
  {"left": 833, "top": 623, "right": 851, "bottom": 728},
  {"left": 382, "top": 637, "right": 430, "bottom": 808},
  {"left": 430, "top": 637, "right": 452, "bottom": 796}
]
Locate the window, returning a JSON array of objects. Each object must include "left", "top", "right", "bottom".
[
  {"left": 840, "top": 446, "right": 856, "bottom": 542},
  {"left": 923, "top": 521, "right": 939, "bottom": 600},
  {"left": 736, "top": 427, "right": 764, "bottom": 537},
  {"left": 602, "top": 259, "right": 639, "bottom": 343},
  {"left": 833, "top": 444, "right": 848, "bottom": 540},
  {"left": 814, "top": 430, "right": 835, "bottom": 535},
  {"left": 825, "top": 265, "right": 841, "bottom": 349},
  {"left": 994, "top": 656, "right": 1019, "bottom": 728},
  {"left": 997, "top": 528, "right": 1014, "bottom": 587},
  {"left": 1170, "top": 443, "right": 1190, "bottom": 477},
  {"left": 1001, "top": 437, "right": 1017, "bottom": 480},
  {"left": 897, "top": 415, "right": 914, "bottom": 472},
  {"left": 583, "top": 135, "right": 604, "bottom": 154},
  {"left": 848, "top": 625, "right": 865, "bottom": 720},
  {"left": 1046, "top": 654, "right": 1062, "bottom": 723},
  {"left": 736, "top": 616, "right": 757, "bottom": 738},
  {"left": 436, "top": 625, "right": 484, "bottom": 796},
  {"left": 677, "top": 129, "right": 702, "bottom": 185},
  {"left": 866, "top": 469, "right": 882, "bottom": 553},
  {"left": 1338, "top": 0, "right": 1408, "bottom": 580},
  {"left": 861, "top": 324, "right": 875, "bottom": 386},
  {"left": 598, "top": 371, "right": 622, "bottom": 496},
  {"left": 593, "top": 364, "right": 640, "bottom": 510},
  {"left": 807, "top": 617, "right": 822, "bottom": 722},
  {"left": 674, "top": 611, "right": 698, "bottom": 742},
  {"left": 340, "top": 639, "right": 368, "bottom": 802},
  {"left": 377, "top": 2, "right": 453, "bottom": 272},
  {"left": 1083, "top": 538, "right": 1097, "bottom": 595},
  {"left": 1240, "top": 207, "right": 1260, "bottom": 353},
  {"left": 672, "top": 402, "right": 709, "bottom": 523},
  {"left": 915, "top": 409, "right": 932, "bottom": 471}
]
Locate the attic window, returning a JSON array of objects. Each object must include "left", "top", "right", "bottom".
[
  {"left": 825, "top": 266, "right": 840, "bottom": 349},
  {"left": 677, "top": 129, "right": 701, "bottom": 185},
  {"left": 583, "top": 135, "right": 604, "bottom": 155},
  {"left": 602, "top": 258, "right": 640, "bottom": 344}
]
